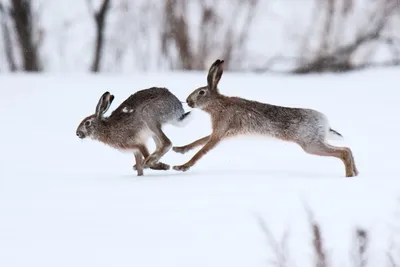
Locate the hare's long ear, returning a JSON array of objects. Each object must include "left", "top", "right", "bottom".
[
  {"left": 95, "top": 91, "right": 114, "bottom": 118},
  {"left": 207, "top": 59, "right": 224, "bottom": 92}
]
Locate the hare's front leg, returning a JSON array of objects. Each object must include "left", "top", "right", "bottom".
[
  {"left": 133, "top": 144, "right": 149, "bottom": 172},
  {"left": 173, "top": 135, "right": 210, "bottom": 154},
  {"left": 133, "top": 151, "right": 144, "bottom": 176},
  {"left": 173, "top": 135, "right": 222, "bottom": 172}
]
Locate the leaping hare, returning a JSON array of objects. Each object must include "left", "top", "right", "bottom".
[
  {"left": 172, "top": 59, "right": 358, "bottom": 177},
  {"left": 76, "top": 87, "right": 191, "bottom": 176}
]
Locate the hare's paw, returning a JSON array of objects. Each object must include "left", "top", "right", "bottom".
[
  {"left": 173, "top": 164, "right": 191, "bottom": 172},
  {"left": 149, "top": 162, "right": 170, "bottom": 171},
  {"left": 346, "top": 169, "right": 359, "bottom": 178},
  {"left": 133, "top": 164, "right": 144, "bottom": 176},
  {"left": 143, "top": 155, "right": 170, "bottom": 170},
  {"left": 143, "top": 155, "right": 157, "bottom": 167},
  {"left": 353, "top": 165, "right": 359, "bottom": 177},
  {"left": 133, "top": 164, "right": 149, "bottom": 171},
  {"left": 172, "top": 146, "right": 189, "bottom": 154}
]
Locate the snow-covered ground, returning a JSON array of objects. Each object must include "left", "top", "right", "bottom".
[{"left": 1, "top": 68, "right": 400, "bottom": 267}]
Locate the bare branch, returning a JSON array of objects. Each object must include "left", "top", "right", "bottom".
[
  {"left": 288, "top": 0, "right": 400, "bottom": 74},
  {"left": 197, "top": 0, "right": 219, "bottom": 69},
  {"left": 88, "top": 0, "right": 111, "bottom": 72},
  {"left": 297, "top": 0, "right": 323, "bottom": 65},
  {"left": 224, "top": 0, "right": 260, "bottom": 68},
  {"left": 0, "top": 1, "right": 17, "bottom": 71},
  {"left": 162, "top": 0, "right": 193, "bottom": 70},
  {"left": 10, "top": 0, "right": 41, "bottom": 71},
  {"left": 319, "top": 0, "right": 335, "bottom": 55}
]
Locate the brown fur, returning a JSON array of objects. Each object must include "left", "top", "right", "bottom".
[
  {"left": 76, "top": 89, "right": 191, "bottom": 176},
  {"left": 172, "top": 59, "right": 358, "bottom": 177}
]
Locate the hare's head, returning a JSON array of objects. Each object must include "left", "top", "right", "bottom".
[
  {"left": 186, "top": 59, "right": 224, "bottom": 109},
  {"left": 76, "top": 91, "right": 114, "bottom": 139}
]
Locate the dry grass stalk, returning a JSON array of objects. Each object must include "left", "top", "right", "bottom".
[
  {"left": 303, "top": 204, "right": 329, "bottom": 267},
  {"left": 312, "top": 222, "right": 328, "bottom": 267},
  {"left": 256, "top": 215, "right": 291, "bottom": 267},
  {"left": 352, "top": 228, "right": 369, "bottom": 267}
]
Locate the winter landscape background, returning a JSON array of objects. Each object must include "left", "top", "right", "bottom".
[{"left": 0, "top": 0, "right": 400, "bottom": 266}]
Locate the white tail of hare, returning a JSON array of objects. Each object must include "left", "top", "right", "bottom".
[
  {"left": 172, "top": 59, "right": 358, "bottom": 177},
  {"left": 76, "top": 87, "right": 191, "bottom": 176}
]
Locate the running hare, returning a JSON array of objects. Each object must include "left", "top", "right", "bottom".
[
  {"left": 172, "top": 59, "right": 358, "bottom": 177},
  {"left": 76, "top": 87, "right": 191, "bottom": 176}
]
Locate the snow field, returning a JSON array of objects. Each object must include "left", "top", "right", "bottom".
[{"left": 0, "top": 68, "right": 400, "bottom": 266}]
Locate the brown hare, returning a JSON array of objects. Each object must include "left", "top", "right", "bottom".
[
  {"left": 76, "top": 88, "right": 191, "bottom": 176},
  {"left": 172, "top": 59, "right": 358, "bottom": 177}
]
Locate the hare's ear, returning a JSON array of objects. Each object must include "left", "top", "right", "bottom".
[
  {"left": 207, "top": 59, "right": 224, "bottom": 92},
  {"left": 95, "top": 91, "right": 114, "bottom": 118}
]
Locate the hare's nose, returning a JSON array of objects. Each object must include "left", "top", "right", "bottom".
[
  {"left": 187, "top": 99, "right": 194, "bottom": 108},
  {"left": 76, "top": 131, "right": 84, "bottom": 139}
]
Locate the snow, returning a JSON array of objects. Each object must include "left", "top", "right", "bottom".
[{"left": 1, "top": 68, "right": 400, "bottom": 266}]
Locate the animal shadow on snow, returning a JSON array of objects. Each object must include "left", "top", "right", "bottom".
[
  {"left": 119, "top": 171, "right": 183, "bottom": 181},
  {"left": 119, "top": 167, "right": 345, "bottom": 180},
  {"left": 181, "top": 168, "right": 344, "bottom": 180}
]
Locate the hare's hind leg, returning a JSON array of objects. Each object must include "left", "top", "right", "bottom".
[
  {"left": 143, "top": 123, "right": 172, "bottom": 170},
  {"left": 299, "top": 141, "right": 358, "bottom": 177},
  {"left": 347, "top": 149, "right": 359, "bottom": 176},
  {"left": 147, "top": 136, "right": 170, "bottom": 170},
  {"left": 173, "top": 135, "right": 210, "bottom": 154},
  {"left": 133, "top": 144, "right": 169, "bottom": 171}
]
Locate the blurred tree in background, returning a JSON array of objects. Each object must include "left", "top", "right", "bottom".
[
  {"left": 0, "top": 0, "right": 42, "bottom": 71},
  {"left": 0, "top": 0, "right": 398, "bottom": 73}
]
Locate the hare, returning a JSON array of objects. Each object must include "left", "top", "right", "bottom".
[
  {"left": 76, "top": 87, "right": 191, "bottom": 176},
  {"left": 172, "top": 59, "right": 358, "bottom": 177}
]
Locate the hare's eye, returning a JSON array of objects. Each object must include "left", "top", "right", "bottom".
[
  {"left": 85, "top": 120, "right": 91, "bottom": 126},
  {"left": 199, "top": 90, "right": 206, "bottom": 96}
]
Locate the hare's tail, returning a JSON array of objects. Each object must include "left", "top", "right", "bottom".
[
  {"left": 179, "top": 111, "right": 191, "bottom": 121},
  {"left": 327, "top": 128, "right": 344, "bottom": 140},
  {"left": 171, "top": 111, "right": 192, "bottom": 128}
]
